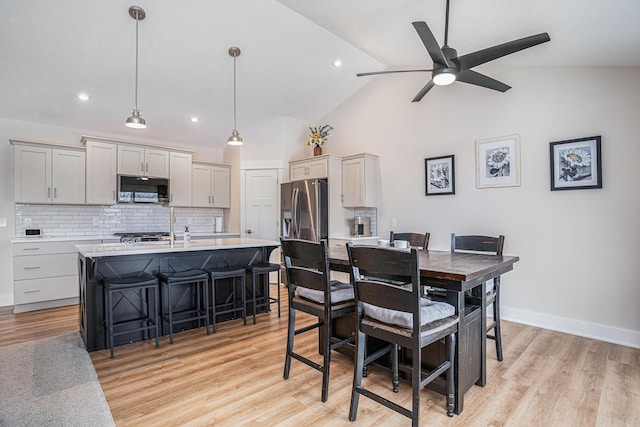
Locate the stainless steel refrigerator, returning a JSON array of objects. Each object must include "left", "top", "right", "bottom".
[{"left": 281, "top": 178, "right": 328, "bottom": 241}]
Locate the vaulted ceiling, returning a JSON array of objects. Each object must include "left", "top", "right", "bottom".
[{"left": 1, "top": 0, "right": 638, "bottom": 150}]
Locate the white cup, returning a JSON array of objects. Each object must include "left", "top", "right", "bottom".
[
  {"left": 377, "top": 239, "right": 390, "bottom": 248},
  {"left": 394, "top": 240, "right": 408, "bottom": 249}
]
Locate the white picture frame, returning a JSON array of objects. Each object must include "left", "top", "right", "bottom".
[{"left": 476, "top": 134, "right": 521, "bottom": 188}]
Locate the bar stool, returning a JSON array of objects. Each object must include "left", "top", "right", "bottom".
[
  {"left": 102, "top": 272, "right": 160, "bottom": 359},
  {"left": 247, "top": 261, "right": 281, "bottom": 324},
  {"left": 205, "top": 266, "right": 247, "bottom": 333},
  {"left": 158, "top": 269, "right": 210, "bottom": 344}
]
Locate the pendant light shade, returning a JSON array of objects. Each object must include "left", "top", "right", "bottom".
[
  {"left": 125, "top": 5, "right": 146, "bottom": 129},
  {"left": 227, "top": 46, "right": 243, "bottom": 145}
]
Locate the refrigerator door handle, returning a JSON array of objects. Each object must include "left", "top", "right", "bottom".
[
  {"left": 292, "top": 187, "right": 300, "bottom": 239},
  {"left": 313, "top": 181, "right": 320, "bottom": 241}
]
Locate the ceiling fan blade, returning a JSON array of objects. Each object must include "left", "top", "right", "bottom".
[
  {"left": 412, "top": 80, "right": 435, "bottom": 102},
  {"left": 357, "top": 69, "right": 434, "bottom": 77},
  {"left": 412, "top": 21, "right": 448, "bottom": 67},
  {"left": 457, "top": 32, "right": 550, "bottom": 71},
  {"left": 456, "top": 70, "right": 511, "bottom": 92}
]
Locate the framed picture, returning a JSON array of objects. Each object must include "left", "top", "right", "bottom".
[
  {"left": 425, "top": 155, "right": 455, "bottom": 195},
  {"left": 550, "top": 135, "right": 602, "bottom": 191},
  {"left": 476, "top": 134, "right": 521, "bottom": 188}
]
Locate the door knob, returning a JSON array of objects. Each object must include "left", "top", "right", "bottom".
[{"left": 245, "top": 229, "right": 253, "bottom": 234}]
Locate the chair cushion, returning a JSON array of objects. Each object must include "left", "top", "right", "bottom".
[
  {"left": 363, "top": 298, "right": 455, "bottom": 329},
  {"left": 297, "top": 280, "right": 354, "bottom": 304}
]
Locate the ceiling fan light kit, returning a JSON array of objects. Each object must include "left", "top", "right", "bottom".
[
  {"left": 358, "top": 0, "right": 550, "bottom": 101},
  {"left": 433, "top": 68, "right": 457, "bottom": 85},
  {"left": 125, "top": 5, "right": 146, "bottom": 129}
]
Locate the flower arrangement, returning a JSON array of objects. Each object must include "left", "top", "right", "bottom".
[{"left": 307, "top": 125, "right": 333, "bottom": 147}]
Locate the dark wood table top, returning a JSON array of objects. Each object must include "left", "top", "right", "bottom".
[{"left": 328, "top": 245, "right": 519, "bottom": 292}]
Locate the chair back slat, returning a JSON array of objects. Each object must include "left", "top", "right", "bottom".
[
  {"left": 281, "top": 237, "right": 332, "bottom": 295},
  {"left": 356, "top": 280, "right": 412, "bottom": 313},
  {"left": 451, "top": 234, "right": 504, "bottom": 255},
  {"left": 281, "top": 238, "right": 326, "bottom": 271},
  {"left": 347, "top": 244, "right": 422, "bottom": 321},
  {"left": 284, "top": 267, "right": 326, "bottom": 292},
  {"left": 389, "top": 232, "right": 430, "bottom": 250}
]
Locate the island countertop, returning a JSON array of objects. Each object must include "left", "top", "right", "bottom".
[{"left": 75, "top": 237, "right": 280, "bottom": 258}]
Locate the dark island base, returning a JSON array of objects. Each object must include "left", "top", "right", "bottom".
[{"left": 79, "top": 245, "right": 277, "bottom": 351}]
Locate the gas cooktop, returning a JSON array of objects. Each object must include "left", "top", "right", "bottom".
[{"left": 114, "top": 232, "right": 170, "bottom": 243}]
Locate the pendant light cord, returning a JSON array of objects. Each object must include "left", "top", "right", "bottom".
[
  {"left": 233, "top": 56, "right": 237, "bottom": 131},
  {"left": 134, "top": 12, "right": 139, "bottom": 111}
]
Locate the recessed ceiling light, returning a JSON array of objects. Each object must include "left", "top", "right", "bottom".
[
  {"left": 333, "top": 59, "right": 343, "bottom": 67},
  {"left": 78, "top": 93, "right": 90, "bottom": 101},
  {"left": 190, "top": 116, "right": 199, "bottom": 123}
]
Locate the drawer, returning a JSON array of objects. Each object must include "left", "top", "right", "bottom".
[
  {"left": 13, "top": 240, "right": 103, "bottom": 255},
  {"left": 14, "top": 275, "right": 79, "bottom": 304},
  {"left": 14, "top": 253, "right": 78, "bottom": 280}
]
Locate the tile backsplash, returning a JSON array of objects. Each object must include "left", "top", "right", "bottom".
[
  {"left": 353, "top": 207, "right": 378, "bottom": 236},
  {"left": 15, "top": 204, "right": 224, "bottom": 237}
]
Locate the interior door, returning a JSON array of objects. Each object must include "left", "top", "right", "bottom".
[{"left": 244, "top": 169, "right": 279, "bottom": 242}]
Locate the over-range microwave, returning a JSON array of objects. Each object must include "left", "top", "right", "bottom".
[{"left": 117, "top": 175, "right": 169, "bottom": 204}]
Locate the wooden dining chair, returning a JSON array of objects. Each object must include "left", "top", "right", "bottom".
[
  {"left": 389, "top": 231, "right": 430, "bottom": 250},
  {"left": 280, "top": 237, "right": 356, "bottom": 402},
  {"left": 451, "top": 233, "right": 505, "bottom": 361},
  {"left": 346, "top": 243, "right": 458, "bottom": 424}
]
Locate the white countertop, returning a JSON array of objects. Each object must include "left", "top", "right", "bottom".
[
  {"left": 330, "top": 235, "right": 380, "bottom": 240},
  {"left": 11, "top": 235, "right": 120, "bottom": 243},
  {"left": 11, "top": 232, "right": 239, "bottom": 244},
  {"left": 76, "top": 237, "right": 280, "bottom": 258}
]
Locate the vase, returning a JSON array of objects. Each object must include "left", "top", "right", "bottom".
[{"left": 314, "top": 144, "right": 322, "bottom": 156}]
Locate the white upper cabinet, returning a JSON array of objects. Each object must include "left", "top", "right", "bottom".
[
  {"left": 169, "top": 151, "right": 193, "bottom": 207},
  {"left": 342, "top": 153, "right": 379, "bottom": 208},
  {"left": 84, "top": 139, "right": 117, "bottom": 205},
  {"left": 192, "top": 163, "right": 230, "bottom": 208},
  {"left": 117, "top": 144, "right": 169, "bottom": 178},
  {"left": 289, "top": 156, "right": 329, "bottom": 181},
  {"left": 13, "top": 141, "right": 85, "bottom": 205}
]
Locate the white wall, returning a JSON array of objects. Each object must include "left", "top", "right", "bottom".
[{"left": 314, "top": 66, "right": 640, "bottom": 347}]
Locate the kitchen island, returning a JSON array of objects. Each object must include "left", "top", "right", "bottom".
[{"left": 76, "top": 238, "right": 280, "bottom": 351}]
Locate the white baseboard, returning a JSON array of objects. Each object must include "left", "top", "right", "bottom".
[{"left": 501, "top": 306, "right": 640, "bottom": 349}]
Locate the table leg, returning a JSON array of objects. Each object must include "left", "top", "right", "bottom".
[
  {"left": 476, "top": 281, "right": 487, "bottom": 387},
  {"left": 447, "top": 289, "right": 466, "bottom": 415}
]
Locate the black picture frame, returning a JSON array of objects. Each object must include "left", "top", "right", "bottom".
[
  {"left": 425, "top": 155, "right": 455, "bottom": 195},
  {"left": 550, "top": 136, "right": 602, "bottom": 191}
]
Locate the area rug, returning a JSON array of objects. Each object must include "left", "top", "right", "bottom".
[{"left": 0, "top": 332, "right": 115, "bottom": 426}]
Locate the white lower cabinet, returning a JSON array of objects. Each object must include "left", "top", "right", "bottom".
[{"left": 12, "top": 240, "right": 102, "bottom": 313}]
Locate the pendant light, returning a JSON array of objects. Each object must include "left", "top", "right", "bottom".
[
  {"left": 125, "top": 5, "right": 146, "bottom": 129},
  {"left": 227, "top": 47, "right": 243, "bottom": 145}
]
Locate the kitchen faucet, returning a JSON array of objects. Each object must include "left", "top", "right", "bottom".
[{"left": 169, "top": 206, "right": 176, "bottom": 245}]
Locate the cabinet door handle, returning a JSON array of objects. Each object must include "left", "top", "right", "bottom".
[
  {"left": 23, "top": 266, "right": 41, "bottom": 270},
  {"left": 212, "top": 195, "right": 215, "bottom": 204},
  {"left": 171, "top": 193, "right": 173, "bottom": 202},
  {"left": 113, "top": 190, "right": 116, "bottom": 199},
  {"left": 146, "top": 162, "right": 149, "bottom": 172},
  {"left": 23, "top": 248, "right": 40, "bottom": 251},
  {"left": 208, "top": 195, "right": 211, "bottom": 204},
  {"left": 141, "top": 162, "right": 144, "bottom": 173},
  {"left": 54, "top": 187, "right": 57, "bottom": 198},
  {"left": 47, "top": 187, "right": 51, "bottom": 198},
  {"left": 24, "top": 290, "right": 41, "bottom": 294}
]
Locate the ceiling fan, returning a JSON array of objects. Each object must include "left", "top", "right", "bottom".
[{"left": 357, "top": 0, "right": 550, "bottom": 102}]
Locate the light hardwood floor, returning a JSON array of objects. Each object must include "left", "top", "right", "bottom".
[{"left": 1, "top": 287, "right": 639, "bottom": 426}]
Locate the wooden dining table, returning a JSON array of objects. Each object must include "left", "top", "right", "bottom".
[{"left": 327, "top": 245, "right": 519, "bottom": 415}]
